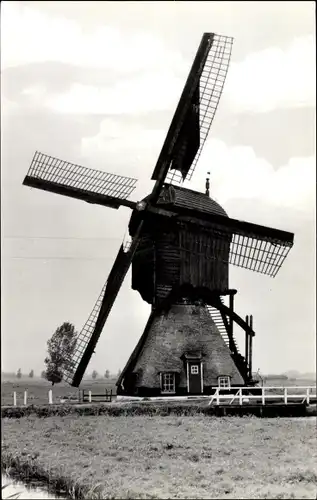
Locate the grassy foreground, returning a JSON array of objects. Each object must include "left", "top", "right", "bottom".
[{"left": 2, "top": 415, "right": 316, "bottom": 499}]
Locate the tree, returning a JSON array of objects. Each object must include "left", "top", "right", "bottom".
[
  {"left": 104, "top": 369, "right": 110, "bottom": 379},
  {"left": 44, "top": 322, "right": 77, "bottom": 385},
  {"left": 17, "top": 368, "right": 22, "bottom": 379},
  {"left": 92, "top": 370, "right": 98, "bottom": 380},
  {"left": 117, "top": 368, "right": 122, "bottom": 377},
  {"left": 41, "top": 370, "right": 46, "bottom": 379},
  {"left": 29, "top": 369, "right": 34, "bottom": 378}
]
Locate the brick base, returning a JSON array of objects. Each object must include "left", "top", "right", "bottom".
[{"left": 122, "top": 304, "right": 244, "bottom": 395}]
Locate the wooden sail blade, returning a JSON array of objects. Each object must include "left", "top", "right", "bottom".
[
  {"left": 167, "top": 34, "right": 233, "bottom": 185},
  {"left": 61, "top": 222, "right": 144, "bottom": 387},
  {"left": 23, "top": 151, "right": 137, "bottom": 209},
  {"left": 150, "top": 33, "right": 214, "bottom": 198},
  {"left": 150, "top": 32, "right": 233, "bottom": 191}
]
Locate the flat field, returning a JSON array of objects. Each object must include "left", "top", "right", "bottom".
[
  {"left": 1, "top": 415, "right": 316, "bottom": 499},
  {"left": 1, "top": 377, "right": 117, "bottom": 406}
]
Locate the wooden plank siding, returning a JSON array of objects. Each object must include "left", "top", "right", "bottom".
[
  {"left": 155, "top": 231, "right": 180, "bottom": 301},
  {"left": 131, "top": 234, "right": 155, "bottom": 304},
  {"left": 132, "top": 220, "right": 231, "bottom": 304},
  {"left": 179, "top": 225, "right": 229, "bottom": 292}
]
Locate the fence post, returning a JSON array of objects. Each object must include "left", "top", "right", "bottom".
[
  {"left": 13, "top": 392, "right": 17, "bottom": 407},
  {"left": 261, "top": 387, "right": 265, "bottom": 405},
  {"left": 24, "top": 390, "right": 28, "bottom": 406},
  {"left": 306, "top": 388, "right": 310, "bottom": 405},
  {"left": 88, "top": 390, "right": 92, "bottom": 403},
  {"left": 48, "top": 389, "right": 53, "bottom": 404},
  {"left": 284, "top": 387, "right": 288, "bottom": 404},
  {"left": 239, "top": 388, "right": 243, "bottom": 405}
]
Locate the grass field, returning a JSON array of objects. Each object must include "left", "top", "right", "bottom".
[
  {"left": 1, "top": 377, "right": 117, "bottom": 407},
  {"left": 1, "top": 415, "right": 316, "bottom": 499}
]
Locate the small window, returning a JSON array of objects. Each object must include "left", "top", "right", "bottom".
[
  {"left": 218, "top": 376, "right": 230, "bottom": 388},
  {"left": 161, "top": 372, "right": 176, "bottom": 393},
  {"left": 190, "top": 365, "right": 199, "bottom": 375}
]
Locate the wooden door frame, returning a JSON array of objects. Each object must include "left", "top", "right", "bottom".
[{"left": 186, "top": 360, "right": 203, "bottom": 394}]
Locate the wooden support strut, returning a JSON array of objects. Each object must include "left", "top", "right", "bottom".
[
  {"left": 245, "top": 315, "right": 249, "bottom": 374},
  {"left": 229, "top": 293, "right": 234, "bottom": 348},
  {"left": 220, "top": 311, "right": 236, "bottom": 353},
  {"left": 249, "top": 314, "right": 253, "bottom": 379}
]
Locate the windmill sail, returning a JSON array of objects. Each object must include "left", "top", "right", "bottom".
[
  {"left": 61, "top": 280, "right": 108, "bottom": 385},
  {"left": 170, "top": 86, "right": 200, "bottom": 180},
  {"left": 61, "top": 244, "right": 133, "bottom": 386},
  {"left": 175, "top": 210, "right": 294, "bottom": 277},
  {"left": 228, "top": 230, "right": 293, "bottom": 277},
  {"left": 151, "top": 33, "right": 233, "bottom": 188},
  {"left": 62, "top": 220, "right": 144, "bottom": 387},
  {"left": 168, "top": 34, "right": 233, "bottom": 185},
  {"left": 23, "top": 151, "right": 137, "bottom": 209}
]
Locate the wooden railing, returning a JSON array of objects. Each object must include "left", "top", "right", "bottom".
[
  {"left": 81, "top": 389, "right": 113, "bottom": 403},
  {"left": 208, "top": 386, "right": 316, "bottom": 406}
]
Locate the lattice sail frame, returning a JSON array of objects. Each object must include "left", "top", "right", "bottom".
[
  {"left": 178, "top": 223, "right": 293, "bottom": 278},
  {"left": 61, "top": 242, "right": 133, "bottom": 385},
  {"left": 26, "top": 151, "right": 137, "bottom": 200},
  {"left": 229, "top": 232, "right": 292, "bottom": 277},
  {"left": 61, "top": 281, "right": 107, "bottom": 384},
  {"left": 166, "top": 34, "right": 233, "bottom": 185}
]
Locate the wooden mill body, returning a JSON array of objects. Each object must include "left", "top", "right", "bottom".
[
  {"left": 118, "top": 185, "right": 250, "bottom": 397},
  {"left": 129, "top": 185, "right": 231, "bottom": 304}
]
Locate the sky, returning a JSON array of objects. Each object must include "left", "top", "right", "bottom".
[{"left": 1, "top": 1, "right": 315, "bottom": 378}]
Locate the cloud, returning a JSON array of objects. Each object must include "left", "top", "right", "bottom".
[
  {"left": 82, "top": 120, "right": 315, "bottom": 216},
  {"left": 1, "top": 96, "right": 19, "bottom": 117},
  {"left": 81, "top": 119, "right": 166, "bottom": 196},
  {"left": 224, "top": 34, "right": 316, "bottom": 112},
  {"left": 186, "top": 139, "right": 315, "bottom": 213},
  {"left": 3, "top": 3, "right": 314, "bottom": 118},
  {"left": 1, "top": 2, "right": 186, "bottom": 73},
  {"left": 1, "top": 2, "right": 187, "bottom": 115},
  {"left": 49, "top": 72, "right": 184, "bottom": 115}
]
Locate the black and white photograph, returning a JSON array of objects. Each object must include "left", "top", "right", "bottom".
[{"left": 1, "top": 1, "right": 316, "bottom": 499}]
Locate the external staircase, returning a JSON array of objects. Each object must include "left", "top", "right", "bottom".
[{"left": 206, "top": 299, "right": 249, "bottom": 382}]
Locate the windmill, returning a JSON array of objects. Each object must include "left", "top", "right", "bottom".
[{"left": 23, "top": 33, "right": 294, "bottom": 396}]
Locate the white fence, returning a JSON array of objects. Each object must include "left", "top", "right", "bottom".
[
  {"left": 12, "top": 389, "right": 53, "bottom": 406},
  {"left": 208, "top": 386, "right": 316, "bottom": 406},
  {"left": 8, "top": 386, "right": 317, "bottom": 407}
]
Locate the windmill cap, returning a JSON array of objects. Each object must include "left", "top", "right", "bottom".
[{"left": 157, "top": 185, "right": 228, "bottom": 218}]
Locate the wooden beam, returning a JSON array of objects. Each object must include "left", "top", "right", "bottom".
[
  {"left": 229, "top": 293, "right": 234, "bottom": 339},
  {"left": 249, "top": 315, "right": 253, "bottom": 378},
  {"left": 23, "top": 176, "right": 137, "bottom": 210},
  {"left": 220, "top": 310, "right": 236, "bottom": 353},
  {"left": 172, "top": 209, "right": 294, "bottom": 245},
  {"left": 245, "top": 315, "right": 249, "bottom": 370}
]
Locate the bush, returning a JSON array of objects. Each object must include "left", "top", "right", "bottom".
[{"left": 1, "top": 402, "right": 312, "bottom": 420}]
